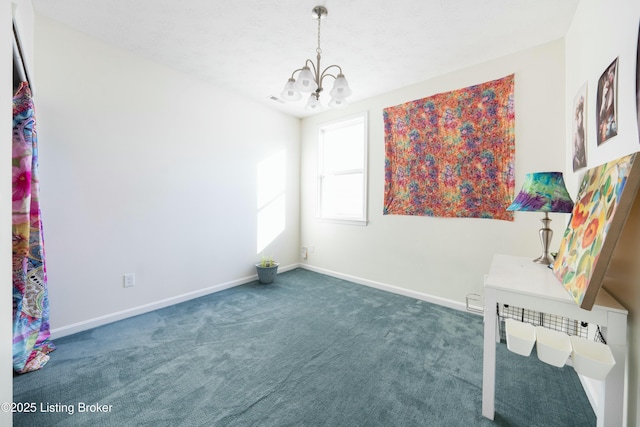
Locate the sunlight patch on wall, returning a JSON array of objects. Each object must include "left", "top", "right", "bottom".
[{"left": 257, "top": 150, "right": 286, "bottom": 254}]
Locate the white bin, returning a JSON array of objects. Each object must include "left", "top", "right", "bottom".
[
  {"left": 570, "top": 336, "right": 616, "bottom": 380},
  {"left": 505, "top": 318, "right": 536, "bottom": 357},
  {"left": 535, "top": 327, "right": 572, "bottom": 367}
]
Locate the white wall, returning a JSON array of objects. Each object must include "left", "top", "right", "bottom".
[
  {"left": 301, "top": 40, "right": 568, "bottom": 307},
  {"left": 33, "top": 15, "right": 301, "bottom": 335},
  {"left": 564, "top": 0, "right": 640, "bottom": 192},
  {"left": 565, "top": 1, "right": 640, "bottom": 425}
]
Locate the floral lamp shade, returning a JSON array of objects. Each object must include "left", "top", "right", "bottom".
[{"left": 507, "top": 172, "right": 574, "bottom": 213}]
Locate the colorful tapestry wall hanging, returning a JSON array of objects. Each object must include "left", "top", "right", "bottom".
[
  {"left": 383, "top": 74, "right": 515, "bottom": 220},
  {"left": 552, "top": 153, "right": 640, "bottom": 310}
]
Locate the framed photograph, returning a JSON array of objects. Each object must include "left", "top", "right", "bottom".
[
  {"left": 596, "top": 58, "right": 619, "bottom": 145},
  {"left": 572, "top": 83, "right": 587, "bottom": 171}
]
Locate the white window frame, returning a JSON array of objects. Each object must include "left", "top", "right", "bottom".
[{"left": 317, "top": 112, "right": 368, "bottom": 225}]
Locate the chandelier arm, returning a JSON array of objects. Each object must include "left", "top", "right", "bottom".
[
  {"left": 318, "top": 74, "right": 336, "bottom": 90},
  {"left": 318, "top": 64, "right": 343, "bottom": 86},
  {"left": 305, "top": 58, "right": 318, "bottom": 78},
  {"left": 288, "top": 67, "right": 305, "bottom": 80},
  {"left": 288, "top": 59, "right": 317, "bottom": 80}
]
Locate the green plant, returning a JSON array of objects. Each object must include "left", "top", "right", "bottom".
[{"left": 259, "top": 255, "right": 276, "bottom": 268}]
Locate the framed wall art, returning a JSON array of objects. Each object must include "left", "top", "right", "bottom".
[
  {"left": 596, "top": 58, "right": 619, "bottom": 145},
  {"left": 552, "top": 153, "right": 640, "bottom": 309},
  {"left": 572, "top": 83, "right": 587, "bottom": 171}
]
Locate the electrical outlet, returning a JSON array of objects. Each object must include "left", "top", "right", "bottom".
[
  {"left": 301, "top": 246, "right": 308, "bottom": 259},
  {"left": 123, "top": 273, "right": 135, "bottom": 288}
]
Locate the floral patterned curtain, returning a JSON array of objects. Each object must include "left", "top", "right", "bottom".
[{"left": 12, "top": 82, "right": 55, "bottom": 373}]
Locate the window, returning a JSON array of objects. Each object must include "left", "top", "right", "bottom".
[{"left": 318, "top": 113, "right": 368, "bottom": 224}]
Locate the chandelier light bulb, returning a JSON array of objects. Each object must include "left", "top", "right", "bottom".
[
  {"left": 280, "top": 78, "right": 301, "bottom": 101},
  {"left": 328, "top": 97, "right": 348, "bottom": 109},
  {"left": 330, "top": 74, "right": 352, "bottom": 98},
  {"left": 305, "top": 94, "right": 322, "bottom": 111},
  {"left": 295, "top": 67, "right": 318, "bottom": 93}
]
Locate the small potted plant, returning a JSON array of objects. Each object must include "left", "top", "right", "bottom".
[{"left": 255, "top": 255, "right": 279, "bottom": 284}]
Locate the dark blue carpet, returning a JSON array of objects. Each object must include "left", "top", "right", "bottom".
[{"left": 13, "top": 268, "right": 595, "bottom": 426}]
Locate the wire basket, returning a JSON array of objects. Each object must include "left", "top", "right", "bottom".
[{"left": 496, "top": 303, "right": 594, "bottom": 343}]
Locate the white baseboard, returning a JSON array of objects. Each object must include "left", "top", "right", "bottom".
[
  {"left": 299, "top": 264, "right": 469, "bottom": 313},
  {"left": 51, "top": 263, "right": 472, "bottom": 339},
  {"left": 50, "top": 263, "right": 301, "bottom": 339}
]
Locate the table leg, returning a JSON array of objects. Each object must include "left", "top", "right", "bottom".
[
  {"left": 600, "top": 311, "right": 627, "bottom": 427},
  {"left": 482, "top": 288, "right": 497, "bottom": 420}
]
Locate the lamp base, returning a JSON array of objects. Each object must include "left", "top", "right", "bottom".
[
  {"left": 533, "top": 212, "right": 554, "bottom": 265},
  {"left": 533, "top": 253, "right": 555, "bottom": 265}
]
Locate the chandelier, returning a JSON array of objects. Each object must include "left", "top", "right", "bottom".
[{"left": 280, "top": 6, "right": 352, "bottom": 110}]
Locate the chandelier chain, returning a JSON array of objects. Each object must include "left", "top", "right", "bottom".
[{"left": 316, "top": 13, "right": 322, "bottom": 55}]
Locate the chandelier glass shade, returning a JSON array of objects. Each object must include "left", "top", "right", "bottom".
[{"left": 280, "top": 6, "right": 352, "bottom": 110}]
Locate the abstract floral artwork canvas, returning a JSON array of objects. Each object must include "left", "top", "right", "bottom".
[
  {"left": 383, "top": 75, "right": 515, "bottom": 220},
  {"left": 552, "top": 153, "right": 640, "bottom": 309}
]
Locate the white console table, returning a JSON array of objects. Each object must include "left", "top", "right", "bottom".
[{"left": 482, "top": 254, "right": 628, "bottom": 426}]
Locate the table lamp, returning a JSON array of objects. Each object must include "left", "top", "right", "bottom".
[{"left": 507, "top": 172, "right": 574, "bottom": 265}]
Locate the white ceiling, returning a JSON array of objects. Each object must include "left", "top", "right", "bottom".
[{"left": 32, "top": 0, "right": 580, "bottom": 118}]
